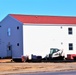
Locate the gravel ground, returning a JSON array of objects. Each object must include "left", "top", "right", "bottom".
[{"left": 0, "top": 62, "right": 76, "bottom": 75}]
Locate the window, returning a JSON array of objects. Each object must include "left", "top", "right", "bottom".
[
  {"left": 17, "top": 43, "right": 19, "bottom": 46},
  {"left": 69, "top": 43, "right": 73, "bottom": 50},
  {"left": 17, "top": 26, "right": 19, "bottom": 29},
  {"left": 68, "top": 28, "right": 73, "bottom": 35},
  {"left": 7, "top": 28, "right": 11, "bottom": 36}
]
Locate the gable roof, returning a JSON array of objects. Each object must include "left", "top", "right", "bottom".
[{"left": 10, "top": 14, "right": 76, "bottom": 24}]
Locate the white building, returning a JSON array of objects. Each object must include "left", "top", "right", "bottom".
[{"left": 0, "top": 14, "right": 76, "bottom": 59}]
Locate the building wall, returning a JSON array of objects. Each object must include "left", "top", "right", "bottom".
[
  {"left": 0, "top": 15, "right": 23, "bottom": 58},
  {"left": 23, "top": 24, "right": 76, "bottom": 58},
  {"left": 1, "top": 15, "right": 76, "bottom": 59}
]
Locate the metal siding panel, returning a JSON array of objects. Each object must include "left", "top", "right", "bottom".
[
  {"left": 0, "top": 15, "right": 23, "bottom": 58},
  {"left": 23, "top": 25, "right": 63, "bottom": 58},
  {"left": 23, "top": 24, "right": 76, "bottom": 58}
]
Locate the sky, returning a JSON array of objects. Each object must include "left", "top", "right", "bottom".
[{"left": 0, "top": 0, "right": 76, "bottom": 21}]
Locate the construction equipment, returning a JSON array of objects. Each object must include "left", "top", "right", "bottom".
[{"left": 43, "top": 48, "right": 64, "bottom": 60}]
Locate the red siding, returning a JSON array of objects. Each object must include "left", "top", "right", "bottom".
[{"left": 10, "top": 14, "right": 76, "bottom": 24}]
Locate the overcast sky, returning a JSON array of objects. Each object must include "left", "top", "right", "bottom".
[{"left": 0, "top": 0, "right": 76, "bottom": 21}]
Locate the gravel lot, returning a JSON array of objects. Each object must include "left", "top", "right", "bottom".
[
  {"left": 0, "top": 59, "right": 76, "bottom": 75},
  {"left": 0, "top": 63, "right": 76, "bottom": 74}
]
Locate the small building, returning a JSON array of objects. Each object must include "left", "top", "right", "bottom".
[{"left": 0, "top": 14, "right": 76, "bottom": 59}]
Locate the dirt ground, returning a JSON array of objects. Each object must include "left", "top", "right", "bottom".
[{"left": 0, "top": 59, "right": 76, "bottom": 75}]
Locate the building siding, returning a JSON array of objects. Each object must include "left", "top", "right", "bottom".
[
  {"left": 23, "top": 24, "right": 76, "bottom": 58},
  {"left": 0, "top": 15, "right": 23, "bottom": 58}
]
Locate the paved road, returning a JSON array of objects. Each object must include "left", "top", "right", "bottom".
[{"left": 11, "top": 71, "right": 76, "bottom": 75}]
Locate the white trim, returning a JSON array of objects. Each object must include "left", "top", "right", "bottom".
[{"left": 23, "top": 23, "right": 76, "bottom": 26}]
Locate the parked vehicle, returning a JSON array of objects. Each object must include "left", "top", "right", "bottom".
[{"left": 43, "top": 48, "right": 65, "bottom": 61}]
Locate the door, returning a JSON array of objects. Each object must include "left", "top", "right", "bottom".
[{"left": 7, "top": 42, "right": 12, "bottom": 58}]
